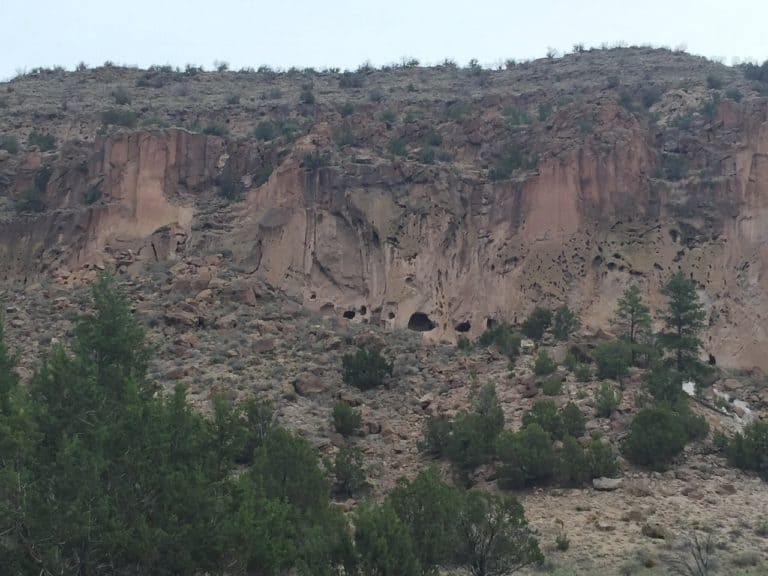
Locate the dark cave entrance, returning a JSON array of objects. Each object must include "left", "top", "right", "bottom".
[
  {"left": 408, "top": 312, "right": 436, "bottom": 332},
  {"left": 454, "top": 321, "right": 471, "bottom": 333}
]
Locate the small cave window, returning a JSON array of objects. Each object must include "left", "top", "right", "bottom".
[
  {"left": 486, "top": 318, "right": 497, "bottom": 330},
  {"left": 709, "top": 354, "right": 716, "bottom": 366},
  {"left": 388, "top": 311, "right": 396, "bottom": 320},
  {"left": 343, "top": 310, "right": 356, "bottom": 320},
  {"left": 455, "top": 321, "right": 471, "bottom": 333},
  {"left": 408, "top": 312, "right": 435, "bottom": 332},
  {"left": 360, "top": 305, "right": 367, "bottom": 316}
]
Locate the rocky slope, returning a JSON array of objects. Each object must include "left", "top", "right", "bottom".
[
  {"left": 2, "top": 48, "right": 768, "bottom": 572},
  {"left": 2, "top": 47, "right": 768, "bottom": 370}
]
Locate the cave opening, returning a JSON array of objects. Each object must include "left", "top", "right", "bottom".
[
  {"left": 709, "top": 353, "right": 716, "bottom": 366},
  {"left": 455, "top": 321, "right": 471, "bottom": 333},
  {"left": 408, "top": 312, "right": 436, "bottom": 332},
  {"left": 486, "top": 318, "right": 497, "bottom": 329},
  {"left": 342, "top": 310, "right": 356, "bottom": 320}
]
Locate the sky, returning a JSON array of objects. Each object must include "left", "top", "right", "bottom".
[{"left": 1, "top": 0, "right": 767, "bottom": 79}]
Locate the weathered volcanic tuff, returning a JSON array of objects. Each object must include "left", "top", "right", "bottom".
[{"left": 1, "top": 48, "right": 768, "bottom": 368}]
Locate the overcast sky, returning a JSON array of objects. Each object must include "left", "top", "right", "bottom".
[{"left": 2, "top": 0, "right": 767, "bottom": 79}]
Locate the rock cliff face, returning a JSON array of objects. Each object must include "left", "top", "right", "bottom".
[{"left": 1, "top": 48, "right": 767, "bottom": 368}]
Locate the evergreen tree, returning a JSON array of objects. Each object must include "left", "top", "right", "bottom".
[
  {"left": 658, "top": 272, "right": 707, "bottom": 376},
  {"left": 614, "top": 285, "right": 651, "bottom": 345},
  {"left": 387, "top": 467, "right": 462, "bottom": 571},
  {"left": 552, "top": 305, "right": 578, "bottom": 341},
  {"left": 355, "top": 503, "right": 422, "bottom": 576},
  {"left": 455, "top": 491, "right": 543, "bottom": 576},
  {"left": 614, "top": 285, "right": 651, "bottom": 364}
]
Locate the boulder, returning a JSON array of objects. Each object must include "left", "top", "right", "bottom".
[
  {"left": 593, "top": 477, "right": 623, "bottom": 491},
  {"left": 641, "top": 522, "right": 671, "bottom": 540},
  {"left": 293, "top": 373, "right": 328, "bottom": 396}
]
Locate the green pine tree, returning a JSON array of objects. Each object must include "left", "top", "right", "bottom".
[
  {"left": 614, "top": 285, "right": 652, "bottom": 364},
  {"left": 658, "top": 272, "right": 707, "bottom": 376}
]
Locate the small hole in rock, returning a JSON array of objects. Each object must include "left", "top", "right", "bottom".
[
  {"left": 455, "top": 321, "right": 471, "bottom": 333},
  {"left": 388, "top": 312, "right": 395, "bottom": 320},
  {"left": 360, "top": 306, "right": 367, "bottom": 315},
  {"left": 486, "top": 318, "right": 497, "bottom": 329},
  {"left": 343, "top": 310, "right": 356, "bottom": 320}
]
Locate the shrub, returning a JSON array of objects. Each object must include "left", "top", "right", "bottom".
[
  {"left": 387, "top": 137, "right": 407, "bottom": 157},
  {"left": 101, "top": 108, "right": 138, "bottom": 127},
  {"left": 489, "top": 146, "right": 537, "bottom": 180},
  {"left": 542, "top": 376, "right": 562, "bottom": 396},
  {"left": 623, "top": 406, "right": 687, "bottom": 470},
  {"left": 28, "top": 131, "right": 56, "bottom": 151},
  {"left": 455, "top": 491, "right": 543, "bottom": 574},
  {"left": 445, "top": 384, "right": 504, "bottom": 476},
  {"left": 595, "top": 382, "right": 620, "bottom": 417},
  {"left": 16, "top": 187, "right": 46, "bottom": 213},
  {"left": 675, "top": 399, "right": 709, "bottom": 442},
  {"left": 379, "top": 110, "right": 396, "bottom": 125},
  {"left": 497, "top": 424, "right": 556, "bottom": 488},
  {"left": 218, "top": 171, "right": 240, "bottom": 200},
  {"left": 446, "top": 413, "right": 494, "bottom": 477},
  {"left": 332, "top": 123, "right": 356, "bottom": 147},
  {"left": 342, "top": 347, "right": 393, "bottom": 390},
  {"left": 226, "top": 93, "right": 241, "bottom": 105},
  {"left": 727, "top": 420, "right": 768, "bottom": 479},
  {"left": 423, "top": 414, "right": 452, "bottom": 457},
  {"left": 254, "top": 121, "right": 277, "bottom": 140},
  {"left": 588, "top": 438, "right": 619, "bottom": 478},
  {"left": 594, "top": 340, "right": 632, "bottom": 379},
  {"left": 662, "top": 153, "right": 688, "bottom": 180},
  {"left": 672, "top": 111, "right": 694, "bottom": 130},
  {"left": 332, "top": 401, "right": 361, "bottom": 437},
  {"left": 538, "top": 102, "right": 553, "bottom": 121},
  {"left": 338, "top": 72, "right": 365, "bottom": 89},
  {"left": 299, "top": 85, "right": 315, "bottom": 105},
  {"left": 355, "top": 504, "right": 422, "bottom": 576},
  {"left": 303, "top": 150, "right": 330, "bottom": 170},
  {"left": 445, "top": 101, "right": 471, "bottom": 120},
  {"left": 111, "top": 85, "right": 132, "bottom": 105},
  {"left": 560, "top": 402, "right": 585, "bottom": 437},
  {"left": 522, "top": 400, "right": 561, "bottom": 439},
  {"left": 563, "top": 352, "right": 578, "bottom": 372},
  {"left": 553, "top": 305, "right": 578, "bottom": 340},
  {"left": 477, "top": 323, "right": 520, "bottom": 360},
  {"left": 456, "top": 335, "right": 472, "bottom": 351},
  {"left": 387, "top": 468, "right": 462, "bottom": 572},
  {"left": 368, "top": 88, "right": 384, "bottom": 103},
  {"left": 203, "top": 123, "right": 228, "bottom": 137},
  {"left": 726, "top": 87, "right": 743, "bottom": 102},
  {"left": 338, "top": 102, "right": 355, "bottom": 117},
  {"left": 533, "top": 350, "right": 556, "bottom": 376},
  {"left": 639, "top": 86, "right": 663, "bottom": 108},
  {"left": 575, "top": 363, "right": 592, "bottom": 382},
  {"left": 521, "top": 307, "right": 552, "bottom": 340},
  {"left": 418, "top": 146, "right": 436, "bottom": 164},
  {"left": 706, "top": 74, "right": 723, "bottom": 89},
  {"left": 332, "top": 444, "right": 367, "bottom": 497},
  {"left": 0, "top": 134, "right": 19, "bottom": 154},
  {"left": 423, "top": 129, "right": 443, "bottom": 147},
  {"left": 556, "top": 436, "right": 590, "bottom": 487}
]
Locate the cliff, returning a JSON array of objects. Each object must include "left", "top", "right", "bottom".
[{"left": 2, "top": 47, "right": 767, "bottom": 369}]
